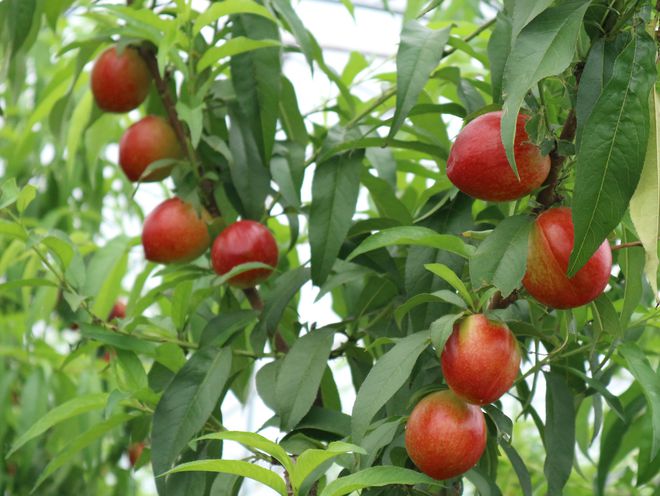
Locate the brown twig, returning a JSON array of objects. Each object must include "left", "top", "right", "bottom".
[
  {"left": 135, "top": 42, "right": 222, "bottom": 218},
  {"left": 611, "top": 240, "right": 644, "bottom": 251},
  {"left": 488, "top": 290, "right": 519, "bottom": 310},
  {"left": 534, "top": 62, "right": 584, "bottom": 210}
]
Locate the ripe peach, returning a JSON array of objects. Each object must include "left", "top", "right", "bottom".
[
  {"left": 405, "top": 390, "right": 486, "bottom": 480},
  {"left": 142, "top": 198, "right": 210, "bottom": 264},
  {"left": 447, "top": 111, "right": 550, "bottom": 201},
  {"left": 91, "top": 46, "right": 151, "bottom": 113},
  {"left": 441, "top": 314, "right": 520, "bottom": 405},
  {"left": 523, "top": 207, "right": 612, "bottom": 308}
]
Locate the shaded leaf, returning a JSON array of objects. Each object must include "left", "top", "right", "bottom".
[
  {"left": 151, "top": 347, "right": 232, "bottom": 492},
  {"left": 470, "top": 215, "right": 532, "bottom": 297},
  {"left": 310, "top": 153, "right": 363, "bottom": 285},
  {"left": 352, "top": 331, "right": 429, "bottom": 442},
  {"left": 347, "top": 226, "right": 472, "bottom": 261},
  {"left": 570, "top": 30, "right": 656, "bottom": 275},
  {"left": 388, "top": 22, "right": 451, "bottom": 140},
  {"left": 163, "top": 460, "right": 286, "bottom": 496},
  {"left": 543, "top": 372, "right": 575, "bottom": 495},
  {"left": 620, "top": 344, "right": 660, "bottom": 460},
  {"left": 275, "top": 328, "right": 335, "bottom": 430},
  {"left": 630, "top": 86, "right": 660, "bottom": 297},
  {"left": 9, "top": 393, "right": 109, "bottom": 457},
  {"left": 501, "top": 0, "right": 590, "bottom": 176},
  {"left": 319, "top": 466, "right": 443, "bottom": 496}
]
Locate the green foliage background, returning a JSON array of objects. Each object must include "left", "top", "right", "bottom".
[{"left": 0, "top": 0, "right": 659, "bottom": 495}]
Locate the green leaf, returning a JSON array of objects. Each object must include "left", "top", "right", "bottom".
[
  {"left": 163, "top": 460, "right": 286, "bottom": 496},
  {"left": 395, "top": 290, "right": 467, "bottom": 326},
  {"left": 487, "top": 12, "right": 512, "bottom": 104},
  {"left": 33, "top": 412, "right": 140, "bottom": 491},
  {"left": 196, "top": 431, "right": 293, "bottom": 474},
  {"left": 151, "top": 347, "right": 232, "bottom": 492},
  {"left": 620, "top": 344, "right": 660, "bottom": 460},
  {"left": 309, "top": 153, "right": 363, "bottom": 285},
  {"left": 499, "top": 441, "right": 532, "bottom": 496},
  {"left": 275, "top": 328, "right": 335, "bottom": 430},
  {"left": 591, "top": 293, "right": 622, "bottom": 339},
  {"left": 270, "top": 0, "right": 316, "bottom": 68},
  {"left": 9, "top": 0, "right": 37, "bottom": 54},
  {"left": 0, "top": 178, "right": 19, "bottom": 209},
  {"left": 569, "top": 30, "right": 656, "bottom": 275},
  {"left": 501, "top": 0, "right": 590, "bottom": 176},
  {"left": 230, "top": 14, "right": 281, "bottom": 163},
  {"left": 192, "top": 0, "right": 277, "bottom": 36},
  {"left": 575, "top": 38, "right": 606, "bottom": 147},
  {"left": 16, "top": 184, "right": 37, "bottom": 214},
  {"left": 200, "top": 310, "right": 259, "bottom": 348},
  {"left": 83, "top": 235, "right": 131, "bottom": 318},
  {"left": 351, "top": 331, "right": 430, "bottom": 442},
  {"left": 361, "top": 170, "right": 412, "bottom": 225},
  {"left": 198, "top": 37, "right": 281, "bottom": 72},
  {"left": 430, "top": 313, "right": 461, "bottom": 352},
  {"left": 630, "top": 86, "right": 660, "bottom": 297},
  {"left": 256, "top": 266, "right": 310, "bottom": 338},
  {"left": 79, "top": 323, "right": 157, "bottom": 356},
  {"left": 292, "top": 442, "right": 366, "bottom": 490},
  {"left": 319, "top": 466, "right": 443, "bottom": 496},
  {"left": 347, "top": 226, "right": 472, "bottom": 261},
  {"left": 464, "top": 467, "right": 502, "bottom": 496},
  {"left": 543, "top": 372, "right": 575, "bottom": 496},
  {"left": 388, "top": 22, "right": 451, "bottom": 140},
  {"left": 271, "top": 141, "right": 305, "bottom": 209},
  {"left": 424, "top": 263, "right": 473, "bottom": 309},
  {"left": 469, "top": 215, "right": 532, "bottom": 297},
  {"left": 511, "top": 1, "right": 553, "bottom": 39},
  {"left": 8, "top": 393, "right": 109, "bottom": 457},
  {"left": 227, "top": 104, "right": 271, "bottom": 220}
]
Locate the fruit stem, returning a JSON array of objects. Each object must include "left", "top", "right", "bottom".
[{"left": 135, "top": 40, "right": 222, "bottom": 218}]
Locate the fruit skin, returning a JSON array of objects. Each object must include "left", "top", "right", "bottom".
[
  {"left": 119, "top": 116, "right": 181, "bottom": 182},
  {"left": 128, "top": 442, "right": 145, "bottom": 467},
  {"left": 405, "top": 390, "right": 486, "bottom": 480},
  {"left": 91, "top": 46, "right": 151, "bottom": 113},
  {"left": 108, "top": 301, "right": 127, "bottom": 321},
  {"left": 211, "top": 220, "right": 278, "bottom": 288},
  {"left": 441, "top": 314, "right": 521, "bottom": 405},
  {"left": 142, "top": 197, "right": 211, "bottom": 264},
  {"left": 446, "top": 111, "right": 550, "bottom": 201},
  {"left": 523, "top": 207, "right": 612, "bottom": 309}
]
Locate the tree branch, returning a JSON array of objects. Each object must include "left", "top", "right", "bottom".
[{"left": 534, "top": 62, "right": 584, "bottom": 210}]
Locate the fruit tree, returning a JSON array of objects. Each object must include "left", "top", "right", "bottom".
[{"left": 1, "top": 0, "right": 659, "bottom": 495}]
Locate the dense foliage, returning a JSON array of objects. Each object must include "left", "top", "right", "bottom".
[{"left": 1, "top": 0, "right": 659, "bottom": 495}]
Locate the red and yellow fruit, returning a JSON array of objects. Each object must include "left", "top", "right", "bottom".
[
  {"left": 211, "top": 220, "right": 278, "bottom": 288},
  {"left": 119, "top": 116, "right": 181, "bottom": 182},
  {"left": 447, "top": 111, "right": 550, "bottom": 202},
  {"left": 441, "top": 314, "right": 520, "bottom": 405},
  {"left": 405, "top": 390, "right": 486, "bottom": 480},
  {"left": 91, "top": 46, "right": 151, "bottom": 113},
  {"left": 523, "top": 207, "right": 612, "bottom": 309},
  {"left": 142, "top": 197, "right": 210, "bottom": 264}
]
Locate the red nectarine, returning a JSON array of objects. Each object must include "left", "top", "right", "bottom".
[
  {"left": 523, "top": 207, "right": 612, "bottom": 309},
  {"left": 119, "top": 116, "right": 181, "bottom": 182},
  {"left": 91, "top": 46, "right": 151, "bottom": 113},
  {"left": 142, "top": 197, "right": 210, "bottom": 264},
  {"left": 441, "top": 314, "right": 520, "bottom": 405},
  {"left": 405, "top": 390, "right": 486, "bottom": 480},
  {"left": 211, "top": 220, "right": 278, "bottom": 288},
  {"left": 447, "top": 111, "right": 550, "bottom": 201}
]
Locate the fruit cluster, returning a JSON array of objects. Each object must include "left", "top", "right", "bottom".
[
  {"left": 405, "top": 315, "right": 520, "bottom": 480},
  {"left": 90, "top": 45, "right": 279, "bottom": 286},
  {"left": 405, "top": 112, "right": 613, "bottom": 480}
]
